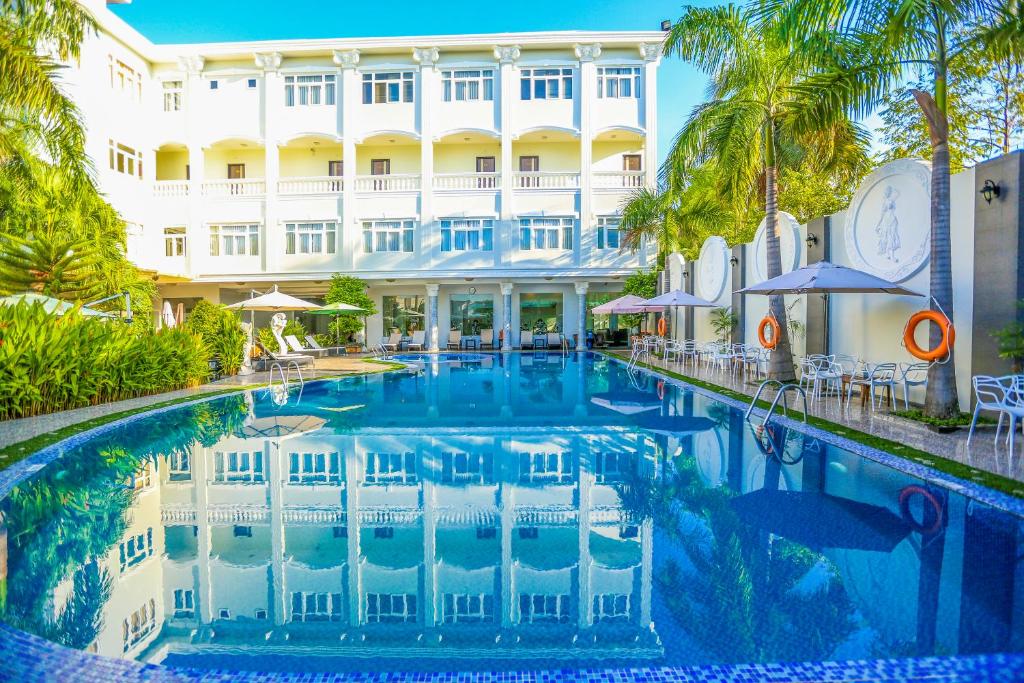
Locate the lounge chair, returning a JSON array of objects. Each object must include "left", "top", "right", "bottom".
[
  {"left": 517, "top": 330, "right": 534, "bottom": 350},
  {"left": 547, "top": 332, "right": 562, "bottom": 350},
  {"left": 255, "top": 340, "right": 314, "bottom": 368},
  {"left": 305, "top": 335, "right": 348, "bottom": 356},
  {"left": 447, "top": 329, "right": 462, "bottom": 350},
  {"left": 382, "top": 331, "right": 401, "bottom": 352},
  {"left": 407, "top": 330, "right": 426, "bottom": 351},
  {"left": 480, "top": 329, "right": 494, "bottom": 349},
  {"left": 285, "top": 334, "right": 328, "bottom": 357}
]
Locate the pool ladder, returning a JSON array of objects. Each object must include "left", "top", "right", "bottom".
[
  {"left": 745, "top": 380, "right": 808, "bottom": 426},
  {"left": 269, "top": 360, "right": 304, "bottom": 392}
]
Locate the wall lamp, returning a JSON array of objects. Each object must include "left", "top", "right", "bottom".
[
  {"left": 661, "top": 20, "right": 671, "bottom": 31},
  {"left": 980, "top": 179, "right": 1001, "bottom": 204},
  {"left": 683, "top": 271, "right": 690, "bottom": 278},
  {"left": 805, "top": 232, "right": 819, "bottom": 249},
  {"left": 729, "top": 256, "right": 739, "bottom": 266}
]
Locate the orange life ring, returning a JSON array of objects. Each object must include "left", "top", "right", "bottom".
[
  {"left": 904, "top": 310, "right": 954, "bottom": 362},
  {"left": 657, "top": 318, "right": 667, "bottom": 337},
  {"left": 656, "top": 379, "right": 665, "bottom": 400},
  {"left": 899, "top": 485, "right": 944, "bottom": 535},
  {"left": 758, "top": 316, "right": 780, "bottom": 349}
]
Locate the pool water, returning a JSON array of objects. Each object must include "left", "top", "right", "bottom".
[{"left": 1, "top": 352, "right": 1021, "bottom": 675}]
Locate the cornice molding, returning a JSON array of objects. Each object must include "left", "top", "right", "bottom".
[
  {"left": 331, "top": 49, "right": 360, "bottom": 68},
  {"left": 574, "top": 43, "right": 602, "bottom": 62}
]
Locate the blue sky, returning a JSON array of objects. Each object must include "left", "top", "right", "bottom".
[{"left": 111, "top": 0, "right": 721, "bottom": 166}]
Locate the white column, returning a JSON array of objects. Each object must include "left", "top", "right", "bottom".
[
  {"left": 193, "top": 442, "right": 213, "bottom": 626},
  {"left": 640, "top": 516, "right": 653, "bottom": 626},
  {"left": 577, "top": 447, "right": 593, "bottom": 629},
  {"left": 574, "top": 281, "right": 589, "bottom": 350},
  {"left": 334, "top": 49, "right": 361, "bottom": 272},
  {"left": 499, "top": 479, "right": 514, "bottom": 628},
  {"left": 500, "top": 282, "right": 513, "bottom": 351},
  {"left": 422, "top": 472, "right": 437, "bottom": 627},
  {"left": 426, "top": 283, "right": 440, "bottom": 352},
  {"left": 639, "top": 44, "right": 661, "bottom": 270},
  {"left": 414, "top": 48, "right": 439, "bottom": 267},
  {"left": 344, "top": 445, "right": 362, "bottom": 625},
  {"left": 575, "top": 44, "right": 601, "bottom": 269},
  {"left": 267, "top": 439, "right": 286, "bottom": 626},
  {"left": 178, "top": 56, "right": 205, "bottom": 278},
  {"left": 256, "top": 52, "right": 282, "bottom": 275},
  {"left": 494, "top": 46, "right": 520, "bottom": 267}
]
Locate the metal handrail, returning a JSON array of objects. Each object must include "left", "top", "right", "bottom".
[{"left": 745, "top": 380, "right": 808, "bottom": 424}]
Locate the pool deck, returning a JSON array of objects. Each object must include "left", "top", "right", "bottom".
[{"left": 608, "top": 350, "right": 1024, "bottom": 485}]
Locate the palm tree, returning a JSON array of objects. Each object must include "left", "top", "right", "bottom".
[
  {"left": 0, "top": 232, "right": 104, "bottom": 301},
  {"left": 662, "top": 5, "right": 869, "bottom": 381},
  {"left": 761, "top": 0, "right": 1010, "bottom": 418}
]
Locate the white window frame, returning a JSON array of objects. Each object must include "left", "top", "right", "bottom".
[
  {"left": 439, "top": 218, "right": 494, "bottom": 252},
  {"left": 164, "top": 226, "right": 187, "bottom": 257},
  {"left": 362, "top": 71, "right": 414, "bottom": 104},
  {"left": 364, "top": 451, "right": 417, "bottom": 484},
  {"left": 441, "top": 69, "right": 494, "bottom": 101},
  {"left": 291, "top": 592, "right": 343, "bottom": 622},
  {"left": 109, "top": 56, "right": 142, "bottom": 101},
  {"left": 596, "top": 216, "right": 622, "bottom": 250},
  {"left": 288, "top": 451, "right": 342, "bottom": 485},
  {"left": 173, "top": 589, "right": 195, "bottom": 618},
  {"left": 162, "top": 80, "right": 183, "bottom": 111},
  {"left": 119, "top": 528, "right": 154, "bottom": 572},
  {"left": 168, "top": 451, "right": 190, "bottom": 482},
  {"left": 440, "top": 451, "right": 493, "bottom": 484},
  {"left": 122, "top": 599, "right": 156, "bottom": 651},
  {"left": 442, "top": 593, "right": 494, "bottom": 624},
  {"left": 519, "top": 451, "right": 573, "bottom": 484},
  {"left": 213, "top": 450, "right": 265, "bottom": 484},
  {"left": 597, "top": 66, "right": 641, "bottom": 99},
  {"left": 366, "top": 593, "right": 417, "bottom": 623},
  {"left": 520, "top": 68, "right": 573, "bottom": 100},
  {"left": 593, "top": 593, "right": 631, "bottom": 622},
  {"left": 285, "top": 221, "right": 337, "bottom": 255},
  {"left": 108, "top": 140, "right": 143, "bottom": 179},
  {"left": 209, "top": 224, "right": 259, "bottom": 257},
  {"left": 361, "top": 219, "right": 415, "bottom": 254},
  {"left": 595, "top": 451, "right": 633, "bottom": 483},
  {"left": 518, "top": 217, "right": 573, "bottom": 251},
  {"left": 285, "top": 73, "right": 336, "bottom": 106},
  {"left": 518, "top": 593, "right": 570, "bottom": 623}
]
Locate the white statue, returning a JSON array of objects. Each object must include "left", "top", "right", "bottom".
[
  {"left": 238, "top": 321, "right": 254, "bottom": 375},
  {"left": 874, "top": 185, "right": 901, "bottom": 263},
  {"left": 271, "top": 312, "right": 289, "bottom": 355}
]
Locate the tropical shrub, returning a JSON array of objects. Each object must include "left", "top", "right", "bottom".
[
  {"left": 0, "top": 302, "right": 209, "bottom": 420},
  {"left": 709, "top": 307, "right": 739, "bottom": 342},
  {"left": 257, "top": 318, "right": 306, "bottom": 352},
  {"left": 183, "top": 300, "right": 245, "bottom": 374},
  {"left": 325, "top": 274, "right": 375, "bottom": 340}
]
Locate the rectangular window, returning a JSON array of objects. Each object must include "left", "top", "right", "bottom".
[
  {"left": 119, "top": 528, "right": 154, "bottom": 572},
  {"left": 168, "top": 451, "right": 191, "bottom": 482},
  {"left": 518, "top": 217, "right": 573, "bottom": 251},
  {"left": 364, "top": 452, "right": 417, "bottom": 484},
  {"left": 108, "top": 140, "right": 143, "bottom": 179},
  {"left": 209, "top": 80, "right": 219, "bottom": 90},
  {"left": 519, "top": 68, "right": 573, "bottom": 100},
  {"left": 441, "top": 69, "right": 494, "bottom": 101},
  {"left": 366, "top": 593, "right": 417, "bottom": 623},
  {"left": 596, "top": 66, "right": 641, "bottom": 99},
  {"left": 227, "top": 163, "right": 245, "bottom": 179},
  {"left": 623, "top": 154, "right": 642, "bottom": 171},
  {"left": 173, "top": 589, "right": 195, "bottom": 618},
  {"left": 518, "top": 451, "right": 574, "bottom": 484},
  {"left": 442, "top": 594, "right": 494, "bottom": 624},
  {"left": 519, "top": 156, "right": 539, "bottom": 172},
  {"left": 122, "top": 599, "right": 156, "bottom": 651},
  {"left": 108, "top": 56, "right": 142, "bottom": 101},
  {"left": 287, "top": 451, "right": 342, "bottom": 485},
  {"left": 440, "top": 452, "right": 494, "bottom": 485},
  {"left": 164, "top": 226, "right": 187, "bottom": 257},
  {"left": 163, "top": 80, "right": 183, "bottom": 111},
  {"left": 212, "top": 450, "right": 265, "bottom": 483},
  {"left": 284, "top": 73, "right": 336, "bottom": 107},
  {"left": 209, "top": 224, "right": 259, "bottom": 257},
  {"left": 362, "top": 71, "right": 414, "bottom": 104},
  {"left": 328, "top": 160, "right": 343, "bottom": 176},
  {"left": 361, "top": 219, "right": 415, "bottom": 254},
  {"left": 595, "top": 451, "right": 633, "bottom": 483},
  {"left": 596, "top": 216, "right": 621, "bottom": 250},
  {"left": 382, "top": 295, "right": 424, "bottom": 335},
  {"left": 518, "top": 594, "right": 570, "bottom": 623},
  {"left": 284, "top": 221, "right": 337, "bottom": 255},
  {"left": 450, "top": 293, "right": 495, "bottom": 337},
  {"left": 439, "top": 218, "right": 493, "bottom": 252},
  {"left": 593, "top": 594, "right": 631, "bottom": 622},
  {"left": 291, "top": 592, "right": 343, "bottom": 622},
  {"left": 247, "top": 78, "right": 257, "bottom": 89}
]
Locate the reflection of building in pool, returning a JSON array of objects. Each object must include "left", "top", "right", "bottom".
[{"left": 77, "top": 424, "right": 662, "bottom": 665}]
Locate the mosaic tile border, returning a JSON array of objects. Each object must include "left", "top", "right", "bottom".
[{"left": 1, "top": 351, "right": 1022, "bottom": 681}]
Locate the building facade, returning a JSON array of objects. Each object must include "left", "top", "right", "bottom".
[{"left": 73, "top": 1, "right": 664, "bottom": 349}]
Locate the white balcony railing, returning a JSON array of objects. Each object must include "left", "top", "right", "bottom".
[
  {"left": 202, "top": 178, "right": 266, "bottom": 197},
  {"left": 354, "top": 174, "right": 421, "bottom": 192},
  {"left": 433, "top": 172, "right": 500, "bottom": 190},
  {"left": 593, "top": 171, "right": 645, "bottom": 189},
  {"left": 153, "top": 180, "right": 189, "bottom": 198},
  {"left": 514, "top": 171, "right": 580, "bottom": 190},
  {"left": 277, "top": 176, "right": 343, "bottom": 194}
]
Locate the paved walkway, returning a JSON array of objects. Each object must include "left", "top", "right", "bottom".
[
  {"left": 615, "top": 351, "right": 1024, "bottom": 484},
  {"left": 0, "top": 355, "right": 394, "bottom": 449}
]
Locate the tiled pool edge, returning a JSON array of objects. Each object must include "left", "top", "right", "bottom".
[
  {"left": 609, "top": 353, "right": 1024, "bottom": 518},
  {"left": 0, "top": 352, "right": 1022, "bottom": 682}
]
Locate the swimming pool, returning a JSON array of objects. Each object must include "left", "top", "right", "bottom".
[{"left": 0, "top": 352, "right": 1021, "bottom": 680}]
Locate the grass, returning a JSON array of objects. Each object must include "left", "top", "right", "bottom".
[
  {"left": 603, "top": 350, "right": 1024, "bottom": 500},
  {"left": 893, "top": 408, "right": 993, "bottom": 428}
]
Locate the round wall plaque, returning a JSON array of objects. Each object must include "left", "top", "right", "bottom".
[
  {"left": 752, "top": 211, "right": 801, "bottom": 282},
  {"left": 697, "top": 236, "right": 730, "bottom": 302}
]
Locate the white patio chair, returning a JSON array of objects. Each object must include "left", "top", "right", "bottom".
[
  {"left": 663, "top": 339, "right": 682, "bottom": 363},
  {"left": 381, "top": 331, "right": 401, "bottom": 352},
  {"left": 285, "top": 334, "right": 328, "bottom": 357},
  {"left": 846, "top": 362, "right": 898, "bottom": 410},
  {"left": 897, "top": 362, "right": 930, "bottom": 410},
  {"left": 967, "top": 375, "right": 1015, "bottom": 448},
  {"left": 814, "top": 360, "right": 845, "bottom": 402},
  {"left": 407, "top": 330, "right": 426, "bottom": 351},
  {"left": 305, "top": 335, "right": 347, "bottom": 355},
  {"left": 480, "top": 329, "right": 495, "bottom": 349},
  {"left": 680, "top": 340, "right": 700, "bottom": 368},
  {"left": 518, "top": 330, "right": 534, "bottom": 350},
  {"left": 447, "top": 329, "right": 462, "bottom": 350},
  {"left": 547, "top": 332, "right": 563, "bottom": 350}
]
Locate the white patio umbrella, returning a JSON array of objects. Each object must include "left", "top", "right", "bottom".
[
  {"left": 637, "top": 289, "right": 718, "bottom": 339},
  {"left": 161, "top": 301, "right": 176, "bottom": 329},
  {"left": 591, "top": 294, "right": 648, "bottom": 315},
  {"left": 227, "top": 286, "right": 321, "bottom": 374}
]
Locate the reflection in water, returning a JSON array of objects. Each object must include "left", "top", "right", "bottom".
[{"left": 0, "top": 353, "right": 1021, "bottom": 675}]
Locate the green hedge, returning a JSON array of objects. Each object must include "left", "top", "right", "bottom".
[
  {"left": 182, "top": 300, "right": 245, "bottom": 374},
  {"left": 0, "top": 302, "right": 209, "bottom": 420}
]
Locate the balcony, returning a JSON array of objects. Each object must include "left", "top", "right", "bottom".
[
  {"left": 278, "top": 176, "right": 343, "bottom": 195},
  {"left": 594, "top": 171, "right": 645, "bottom": 189},
  {"left": 354, "top": 174, "right": 421, "bottom": 192},
  {"left": 202, "top": 179, "right": 266, "bottom": 197},
  {"left": 514, "top": 171, "right": 580, "bottom": 190},
  {"left": 154, "top": 180, "right": 189, "bottom": 198},
  {"left": 433, "top": 172, "right": 500, "bottom": 191}
]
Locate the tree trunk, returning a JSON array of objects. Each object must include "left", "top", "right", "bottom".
[
  {"left": 913, "top": 87, "right": 960, "bottom": 418},
  {"left": 764, "top": 159, "right": 796, "bottom": 382}
]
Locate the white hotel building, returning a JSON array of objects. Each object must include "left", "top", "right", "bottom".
[{"left": 73, "top": 1, "right": 663, "bottom": 348}]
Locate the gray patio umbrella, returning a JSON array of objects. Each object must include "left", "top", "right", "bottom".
[
  {"left": 736, "top": 260, "right": 923, "bottom": 296},
  {"left": 637, "top": 289, "right": 718, "bottom": 338}
]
